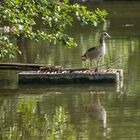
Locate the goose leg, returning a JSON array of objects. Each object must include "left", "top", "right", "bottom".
[
  {"left": 88, "top": 60, "right": 96, "bottom": 74},
  {"left": 95, "top": 59, "right": 100, "bottom": 72},
  {"left": 90, "top": 60, "right": 93, "bottom": 70},
  {"left": 88, "top": 60, "right": 92, "bottom": 70}
]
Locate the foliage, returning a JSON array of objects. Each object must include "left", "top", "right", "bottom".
[{"left": 0, "top": 0, "right": 107, "bottom": 59}]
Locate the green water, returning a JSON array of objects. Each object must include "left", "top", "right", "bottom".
[{"left": 0, "top": 2, "right": 140, "bottom": 140}]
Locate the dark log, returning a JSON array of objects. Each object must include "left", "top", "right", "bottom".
[
  {"left": 0, "top": 63, "right": 87, "bottom": 71},
  {"left": 0, "top": 63, "right": 54, "bottom": 71}
]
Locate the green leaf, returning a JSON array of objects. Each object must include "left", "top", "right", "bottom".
[{"left": 0, "top": 0, "right": 107, "bottom": 59}]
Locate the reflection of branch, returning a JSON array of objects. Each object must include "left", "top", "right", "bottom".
[
  {"left": 100, "top": 54, "right": 127, "bottom": 69},
  {"left": 82, "top": 54, "right": 127, "bottom": 71}
]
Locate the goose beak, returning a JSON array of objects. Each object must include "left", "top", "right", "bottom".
[{"left": 107, "top": 34, "right": 111, "bottom": 38}]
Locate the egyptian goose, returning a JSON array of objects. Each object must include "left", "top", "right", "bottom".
[{"left": 82, "top": 32, "right": 111, "bottom": 72}]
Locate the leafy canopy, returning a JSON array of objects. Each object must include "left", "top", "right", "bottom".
[{"left": 0, "top": 0, "right": 107, "bottom": 59}]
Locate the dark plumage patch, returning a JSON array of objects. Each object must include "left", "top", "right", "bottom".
[{"left": 86, "top": 47, "right": 97, "bottom": 53}]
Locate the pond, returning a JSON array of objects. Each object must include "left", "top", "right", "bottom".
[{"left": 0, "top": 1, "right": 140, "bottom": 140}]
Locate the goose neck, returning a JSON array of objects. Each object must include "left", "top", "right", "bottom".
[{"left": 99, "top": 37, "right": 105, "bottom": 44}]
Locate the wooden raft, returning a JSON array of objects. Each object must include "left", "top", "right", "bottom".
[{"left": 18, "top": 69, "right": 123, "bottom": 84}]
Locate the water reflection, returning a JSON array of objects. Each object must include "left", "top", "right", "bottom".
[
  {"left": 0, "top": 96, "right": 76, "bottom": 140},
  {"left": 82, "top": 92, "right": 111, "bottom": 137},
  {"left": 0, "top": 85, "right": 121, "bottom": 139}
]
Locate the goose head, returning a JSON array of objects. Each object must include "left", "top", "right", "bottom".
[
  {"left": 100, "top": 32, "right": 111, "bottom": 43},
  {"left": 101, "top": 32, "right": 111, "bottom": 38}
]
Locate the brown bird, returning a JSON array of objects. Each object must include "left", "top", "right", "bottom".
[{"left": 82, "top": 32, "right": 111, "bottom": 72}]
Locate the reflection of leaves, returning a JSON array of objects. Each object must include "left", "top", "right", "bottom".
[
  {"left": 0, "top": 97, "right": 76, "bottom": 140},
  {"left": 46, "top": 107, "right": 75, "bottom": 140}
]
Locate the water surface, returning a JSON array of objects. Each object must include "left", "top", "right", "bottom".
[{"left": 0, "top": 1, "right": 140, "bottom": 140}]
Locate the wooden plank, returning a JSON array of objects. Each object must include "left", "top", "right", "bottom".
[{"left": 18, "top": 69, "right": 123, "bottom": 84}]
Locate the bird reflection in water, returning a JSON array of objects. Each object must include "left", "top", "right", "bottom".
[{"left": 82, "top": 92, "right": 111, "bottom": 137}]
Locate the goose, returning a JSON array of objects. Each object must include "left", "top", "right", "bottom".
[{"left": 82, "top": 32, "right": 111, "bottom": 72}]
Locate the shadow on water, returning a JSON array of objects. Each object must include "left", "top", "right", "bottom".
[{"left": 0, "top": 82, "right": 122, "bottom": 95}]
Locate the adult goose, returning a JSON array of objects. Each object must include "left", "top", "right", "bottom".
[{"left": 82, "top": 32, "right": 111, "bottom": 72}]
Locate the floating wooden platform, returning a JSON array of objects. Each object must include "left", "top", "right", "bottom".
[{"left": 18, "top": 69, "right": 123, "bottom": 85}]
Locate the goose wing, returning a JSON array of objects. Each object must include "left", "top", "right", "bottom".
[{"left": 86, "top": 47, "right": 97, "bottom": 53}]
